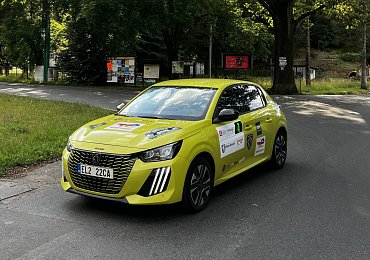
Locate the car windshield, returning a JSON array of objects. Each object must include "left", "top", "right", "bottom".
[{"left": 119, "top": 86, "right": 217, "bottom": 121}]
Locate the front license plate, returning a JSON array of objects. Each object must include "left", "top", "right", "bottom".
[{"left": 77, "top": 164, "right": 114, "bottom": 179}]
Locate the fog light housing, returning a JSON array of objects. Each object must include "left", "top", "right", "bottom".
[
  {"left": 138, "top": 167, "right": 171, "bottom": 197},
  {"left": 61, "top": 158, "right": 67, "bottom": 182}
]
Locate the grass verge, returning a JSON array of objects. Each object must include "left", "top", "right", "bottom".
[
  {"left": 299, "top": 79, "right": 369, "bottom": 95},
  {"left": 0, "top": 75, "right": 39, "bottom": 84},
  {"left": 247, "top": 77, "right": 369, "bottom": 95},
  {"left": 0, "top": 94, "right": 112, "bottom": 176}
]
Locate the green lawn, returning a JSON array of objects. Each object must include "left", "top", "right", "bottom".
[
  {"left": 0, "top": 94, "right": 112, "bottom": 175},
  {"left": 0, "top": 75, "right": 38, "bottom": 84},
  {"left": 247, "top": 76, "right": 369, "bottom": 95},
  {"left": 299, "top": 79, "right": 369, "bottom": 95}
]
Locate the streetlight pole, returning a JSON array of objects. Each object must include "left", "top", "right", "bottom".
[
  {"left": 43, "top": 0, "right": 50, "bottom": 83},
  {"left": 209, "top": 23, "right": 213, "bottom": 78}
]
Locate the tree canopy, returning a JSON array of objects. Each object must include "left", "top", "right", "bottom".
[{"left": 0, "top": 0, "right": 368, "bottom": 92}]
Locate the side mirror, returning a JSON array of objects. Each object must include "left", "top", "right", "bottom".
[
  {"left": 218, "top": 109, "right": 239, "bottom": 122},
  {"left": 116, "top": 102, "right": 125, "bottom": 111}
]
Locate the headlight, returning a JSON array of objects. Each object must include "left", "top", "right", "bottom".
[
  {"left": 139, "top": 141, "right": 182, "bottom": 162},
  {"left": 66, "top": 137, "right": 74, "bottom": 152}
]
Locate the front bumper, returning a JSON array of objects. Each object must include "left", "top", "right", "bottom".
[
  {"left": 61, "top": 148, "right": 189, "bottom": 205},
  {"left": 67, "top": 188, "right": 128, "bottom": 203}
]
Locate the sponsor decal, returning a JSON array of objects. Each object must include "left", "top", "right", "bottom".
[
  {"left": 216, "top": 121, "right": 245, "bottom": 158},
  {"left": 222, "top": 156, "right": 246, "bottom": 174},
  {"left": 145, "top": 127, "right": 182, "bottom": 139},
  {"left": 219, "top": 132, "right": 245, "bottom": 158},
  {"left": 254, "top": 136, "right": 266, "bottom": 156},
  {"left": 246, "top": 134, "right": 253, "bottom": 150},
  {"left": 217, "top": 125, "right": 235, "bottom": 141},
  {"left": 217, "top": 121, "right": 242, "bottom": 141},
  {"left": 89, "top": 122, "right": 107, "bottom": 129},
  {"left": 256, "top": 122, "right": 262, "bottom": 136},
  {"left": 106, "top": 122, "right": 144, "bottom": 132}
]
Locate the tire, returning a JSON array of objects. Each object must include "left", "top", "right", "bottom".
[
  {"left": 270, "top": 130, "right": 287, "bottom": 169},
  {"left": 182, "top": 157, "right": 214, "bottom": 212}
]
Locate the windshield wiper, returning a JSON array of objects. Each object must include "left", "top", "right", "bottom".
[
  {"left": 117, "top": 113, "right": 134, "bottom": 117},
  {"left": 141, "top": 115, "right": 165, "bottom": 119}
]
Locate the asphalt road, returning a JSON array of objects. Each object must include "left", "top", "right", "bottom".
[
  {"left": 1, "top": 83, "right": 370, "bottom": 259},
  {"left": 0, "top": 82, "right": 139, "bottom": 109}
]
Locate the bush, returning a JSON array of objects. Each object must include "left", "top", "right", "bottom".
[{"left": 340, "top": 52, "right": 361, "bottom": 62}]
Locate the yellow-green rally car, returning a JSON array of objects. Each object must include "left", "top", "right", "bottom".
[{"left": 61, "top": 79, "right": 287, "bottom": 212}]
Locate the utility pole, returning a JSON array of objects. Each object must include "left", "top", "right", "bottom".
[
  {"left": 305, "top": 16, "right": 311, "bottom": 86},
  {"left": 209, "top": 23, "right": 213, "bottom": 78},
  {"left": 361, "top": 12, "right": 367, "bottom": 89},
  {"left": 43, "top": 0, "right": 50, "bottom": 83}
]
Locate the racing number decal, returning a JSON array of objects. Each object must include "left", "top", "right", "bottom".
[
  {"left": 216, "top": 121, "right": 245, "bottom": 158},
  {"left": 234, "top": 121, "right": 242, "bottom": 134}
]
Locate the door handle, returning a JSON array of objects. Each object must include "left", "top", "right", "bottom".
[
  {"left": 244, "top": 124, "right": 253, "bottom": 130},
  {"left": 265, "top": 118, "right": 273, "bottom": 123}
]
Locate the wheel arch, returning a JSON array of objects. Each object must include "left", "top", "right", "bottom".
[
  {"left": 193, "top": 152, "right": 216, "bottom": 177},
  {"left": 277, "top": 126, "right": 287, "bottom": 138},
  {"left": 181, "top": 151, "right": 215, "bottom": 211}
]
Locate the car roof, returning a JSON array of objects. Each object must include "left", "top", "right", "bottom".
[{"left": 153, "top": 79, "right": 257, "bottom": 90}]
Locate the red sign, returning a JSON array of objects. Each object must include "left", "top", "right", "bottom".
[
  {"left": 107, "top": 60, "right": 113, "bottom": 71},
  {"left": 225, "top": 55, "right": 250, "bottom": 69}
]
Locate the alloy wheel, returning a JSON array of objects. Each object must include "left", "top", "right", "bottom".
[{"left": 189, "top": 164, "right": 211, "bottom": 207}]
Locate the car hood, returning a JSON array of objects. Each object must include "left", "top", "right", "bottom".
[{"left": 70, "top": 114, "right": 206, "bottom": 151}]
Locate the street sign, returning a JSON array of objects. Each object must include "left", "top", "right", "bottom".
[{"left": 279, "top": 57, "right": 287, "bottom": 70}]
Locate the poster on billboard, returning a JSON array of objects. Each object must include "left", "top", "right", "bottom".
[
  {"left": 144, "top": 64, "right": 160, "bottom": 79},
  {"left": 224, "top": 55, "right": 251, "bottom": 70},
  {"left": 107, "top": 57, "right": 135, "bottom": 83},
  {"left": 172, "top": 61, "right": 184, "bottom": 74}
]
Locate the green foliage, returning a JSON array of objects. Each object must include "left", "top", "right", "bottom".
[
  {"left": 0, "top": 93, "right": 111, "bottom": 175},
  {"left": 0, "top": 0, "right": 368, "bottom": 87},
  {"left": 0, "top": 0, "right": 44, "bottom": 69},
  {"left": 227, "top": 0, "right": 273, "bottom": 61},
  {"left": 58, "top": 0, "right": 139, "bottom": 84},
  {"left": 340, "top": 52, "right": 361, "bottom": 62}
]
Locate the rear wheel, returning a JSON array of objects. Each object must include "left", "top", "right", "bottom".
[
  {"left": 270, "top": 130, "right": 287, "bottom": 169},
  {"left": 182, "top": 157, "right": 214, "bottom": 212}
]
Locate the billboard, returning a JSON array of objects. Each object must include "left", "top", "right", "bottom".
[
  {"left": 107, "top": 57, "right": 135, "bottom": 83},
  {"left": 224, "top": 55, "right": 251, "bottom": 70}
]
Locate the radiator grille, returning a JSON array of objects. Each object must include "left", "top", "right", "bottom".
[{"left": 68, "top": 149, "right": 136, "bottom": 194}]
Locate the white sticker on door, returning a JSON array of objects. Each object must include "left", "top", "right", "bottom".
[
  {"left": 254, "top": 136, "right": 266, "bottom": 156},
  {"left": 216, "top": 121, "right": 244, "bottom": 158}
]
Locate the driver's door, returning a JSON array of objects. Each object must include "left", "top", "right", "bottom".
[{"left": 213, "top": 85, "right": 252, "bottom": 177}]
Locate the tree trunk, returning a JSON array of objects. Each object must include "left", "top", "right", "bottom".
[
  {"left": 361, "top": 22, "right": 367, "bottom": 89},
  {"left": 271, "top": 2, "right": 298, "bottom": 94},
  {"left": 162, "top": 29, "right": 179, "bottom": 79},
  {"left": 306, "top": 16, "right": 311, "bottom": 86},
  {"left": 5, "top": 62, "right": 10, "bottom": 76}
]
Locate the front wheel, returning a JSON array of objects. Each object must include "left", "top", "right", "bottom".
[
  {"left": 182, "top": 157, "right": 214, "bottom": 212},
  {"left": 270, "top": 130, "right": 287, "bottom": 169}
]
